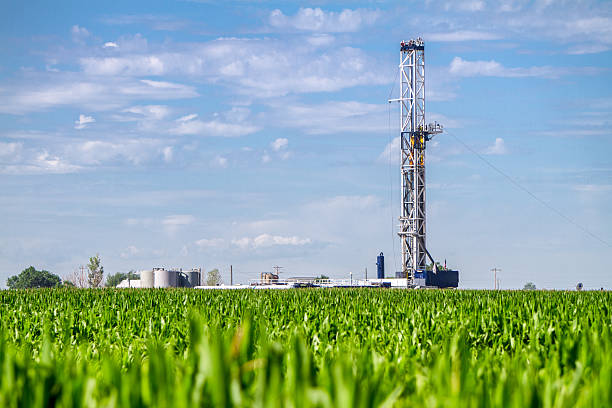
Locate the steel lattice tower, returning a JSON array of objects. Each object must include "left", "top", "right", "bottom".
[{"left": 392, "top": 38, "right": 442, "bottom": 282}]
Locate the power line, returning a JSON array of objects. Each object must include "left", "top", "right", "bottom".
[{"left": 446, "top": 130, "right": 611, "bottom": 248}]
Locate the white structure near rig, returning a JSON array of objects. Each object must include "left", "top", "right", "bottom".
[{"left": 117, "top": 267, "right": 201, "bottom": 288}]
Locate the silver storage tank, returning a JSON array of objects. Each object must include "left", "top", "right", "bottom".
[
  {"left": 186, "top": 269, "right": 201, "bottom": 287},
  {"left": 154, "top": 268, "right": 177, "bottom": 288},
  {"left": 140, "top": 270, "right": 154, "bottom": 288}
]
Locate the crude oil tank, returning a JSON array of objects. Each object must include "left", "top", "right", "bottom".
[
  {"left": 186, "top": 269, "right": 201, "bottom": 287},
  {"left": 154, "top": 268, "right": 177, "bottom": 288},
  {"left": 140, "top": 270, "right": 154, "bottom": 288}
]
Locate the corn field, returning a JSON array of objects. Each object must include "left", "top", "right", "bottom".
[{"left": 0, "top": 289, "right": 609, "bottom": 407}]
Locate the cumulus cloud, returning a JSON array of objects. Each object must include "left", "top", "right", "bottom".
[
  {"left": 231, "top": 234, "right": 312, "bottom": 249},
  {"left": 484, "top": 137, "right": 508, "bottom": 155},
  {"left": 0, "top": 150, "right": 82, "bottom": 175},
  {"left": 120, "top": 245, "right": 141, "bottom": 259},
  {"left": 271, "top": 138, "right": 288, "bottom": 151},
  {"left": 76, "top": 37, "right": 387, "bottom": 98},
  {"left": 71, "top": 25, "right": 90, "bottom": 43},
  {"left": 74, "top": 114, "right": 95, "bottom": 130},
  {"left": 269, "top": 8, "right": 380, "bottom": 32},
  {"left": 103, "top": 42, "right": 118, "bottom": 48},
  {"left": 195, "top": 238, "right": 225, "bottom": 249}
]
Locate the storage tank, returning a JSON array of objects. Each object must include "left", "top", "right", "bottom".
[
  {"left": 376, "top": 252, "right": 385, "bottom": 279},
  {"left": 140, "top": 270, "right": 154, "bottom": 288},
  {"left": 154, "top": 268, "right": 177, "bottom": 288},
  {"left": 186, "top": 269, "right": 201, "bottom": 287}
]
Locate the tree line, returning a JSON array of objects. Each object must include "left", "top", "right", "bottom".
[{"left": 6, "top": 255, "right": 224, "bottom": 289}]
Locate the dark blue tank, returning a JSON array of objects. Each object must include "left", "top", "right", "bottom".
[{"left": 376, "top": 252, "right": 385, "bottom": 279}]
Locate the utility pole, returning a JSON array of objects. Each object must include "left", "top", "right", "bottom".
[
  {"left": 365, "top": 267, "right": 367, "bottom": 280},
  {"left": 272, "top": 265, "right": 283, "bottom": 275},
  {"left": 230, "top": 265, "right": 233, "bottom": 286},
  {"left": 491, "top": 268, "right": 501, "bottom": 290}
]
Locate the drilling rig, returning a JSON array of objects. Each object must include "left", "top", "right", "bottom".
[{"left": 389, "top": 38, "right": 458, "bottom": 288}]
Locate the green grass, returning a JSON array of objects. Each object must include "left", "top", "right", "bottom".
[{"left": 0, "top": 289, "right": 610, "bottom": 407}]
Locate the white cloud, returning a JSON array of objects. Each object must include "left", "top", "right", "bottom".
[
  {"left": 261, "top": 152, "right": 271, "bottom": 163},
  {"left": 379, "top": 136, "right": 399, "bottom": 163},
  {"left": 449, "top": 56, "right": 568, "bottom": 78},
  {"left": 122, "top": 105, "right": 170, "bottom": 120},
  {"left": 77, "top": 37, "right": 387, "bottom": 98},
  {"left": 195, "top": 238, "right": 225, "bottom": 249},
  {"left": 103, "top": 42, "right": 118, "bottom": 48},
  {"left": 172, "top": 113, "right": 259, "bottom": 137},
  {"left": 74, "top": 114, "right": 95, "bottom": 130},
  {"left": 231, "top": 237, "right": 251, "bottom": 249},
  {"left": 457, "top": 0, "right": 486, "bottom": 11},
  {"left": 269, "top": 8, "right": 380, "bottom": 32},
  {"left": 159, "top": 214, "right": 196, "bottom": 235},
  {"left": 306, "top": 34, "right": 335, "bottom": 47},
  {"left": 0, "top": 75, "right": 198, "bottom": 114},
  {"left": 0, "top": 150, "right": 82, "bottom": 175},
  {"left": 271, "top": 138, "right": 288, "bottom": 151},
  {"left": 162, "top": 146, "right": 173, "bottom": 163},
  {"left": 162, "top": 214, "right": 195, "bottom": 226},
  {"left": 484, "top": 137, "right": 508, "bottom": 155},
  {"left": 210, "top": 155, "right": 228, "bottom": 168},
  {"left": 268, "top": 101, "right": 386, "bottom": 135},
  {"left": 279, "top": 151, "right": 292, "bottom": 160},
  {"left": 231, "top": 234, "right": 312, "bottom": 249},
  {"left": 71, "top": 25, "right": 90, "bottom": 43},
  {"left": 0, "top": 142, "right": 23, "bottom": 162},
  {"left": 67, "top": 139, "right": 172, "bottom": 166},
  {"left": 177, "top": 113, "right": 198, "bottom": 122},
  {"left": 120, "top": 245, "right": 141, "bottom": 259},
  {"left": 427, "top": 30, "right": 501, "bottom": 42}
]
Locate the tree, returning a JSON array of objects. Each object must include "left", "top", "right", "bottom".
[
  {"left": 523, "top": 282, "right": 537, "bottom": 290},
  {"left": 87, "top": 254, "right": 104, "bottom": 288},
  {"left": 7, "top": 266, "right": 62, "bottom": 289},
  {"left": 205, "top": 269, "right": 223, "bottom": 286},
  {"left": 65, "top": 265, "right": 87, "bottom": 288},
  {"left": 106, "top": 270, "right": 139, "bottom": 287}
]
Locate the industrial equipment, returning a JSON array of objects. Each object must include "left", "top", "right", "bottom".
[
  {"left": 389, "top": 38, "right": 458, "bottom": 287},
  {"left": 376, "top": 252, "right": 385, "bottom": 279}
]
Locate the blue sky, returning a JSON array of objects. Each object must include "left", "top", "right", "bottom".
[{"left": 1, "top": 0, "right": 611, "bottom": 289}]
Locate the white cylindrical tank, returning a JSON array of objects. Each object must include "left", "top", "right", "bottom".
[
  {"left": 140, "top": 270, "right": 154, "bottom": 288},
  {"left": 154, "top": 268, "right": 177, "bottom": 288}
]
